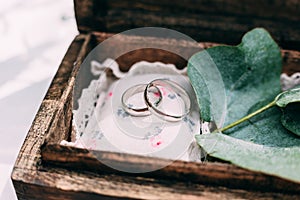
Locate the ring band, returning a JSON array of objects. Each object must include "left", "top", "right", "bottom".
[
  {"left": 144, "top": 79, "right": 191, "bottom": 122},
  {"left": 122, "top": 84, "right": 162, "bottom": 116}
]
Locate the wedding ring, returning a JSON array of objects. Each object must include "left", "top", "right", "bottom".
[
  {"left": 122, "top": 84, "right": 162, "bottom": 116},
  {"left": 144, "top": 79, "right": 191, "bottom": 122}
]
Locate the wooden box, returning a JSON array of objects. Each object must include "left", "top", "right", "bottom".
[{"left": 12, "top": 0, "right": 300, "bottom": 199}]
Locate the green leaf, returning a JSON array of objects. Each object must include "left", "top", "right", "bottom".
[
  {"left": 275, "top": 87, "right": 300, "bottom": 136},
  {"left": 197, "top": 132, "right": 300, "bottom": 183},
  {"left": 281, "top": 104, "right": 300, "bottom": 136},
  {"left": 189, "top": 28, "right": 300, "bottom": 182},
  {"left": 223, "top": 103, "right": 299, "bottom": 147},
  {"left": 216, "top": 86, "right": 300, "bottom": 135},
  {"left": 188, "top": 28, "right": 282, "bottom": 126},
  {"left": 275, "top": 87, "right": 300, "bottom": 107}
]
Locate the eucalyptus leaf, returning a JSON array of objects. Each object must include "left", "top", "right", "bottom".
[
  {"left": 218, "top": 86, "right": 300, "bottom": 136},
  {"left": 196, "top": 132, "right": 300, "bottom": 183},
  {"left": 188, "top": 28, "right": 282, "bottom": 126},
  {"left": 188, "top": 28, "right": 300, "bottom": 182},
  {"left": 222, "top": 103, "right": 299, "bottom": 147},
  {"left": 281, "top": 104, "right": 300, "bottom": 136},
  {"left": 275, "top": 87, "right": 300, "bottom": 107},
  {"left": 199, "top": 88, "right": 300, "bottom": 182},
  {"left": 275, "top": 87, "right": 300, "bottom": 136}
]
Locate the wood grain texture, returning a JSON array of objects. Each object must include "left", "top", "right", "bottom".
[
  {"left": 12, "top": 32, "right": 300, "bottom": 199},
  {"left": 91, "top": 32, "right": 300, "bottom": 74},
  {"left": 11, "top": 34, "right": 91, "bottom": 199},
  {"left": 41, "top": 144, "right": 300, "bottom": 194},
  {"left": 74, "top": 0, "right": 300, "bottom": 50},
  {"left": 44, "top": 34, "right": 92, "bottom": 144},
  {"left": 12, "top": 167, "right": 300, "bottom": 200},
  {"left": 282, "top": 49, "right": 300, "bottom": 75}
]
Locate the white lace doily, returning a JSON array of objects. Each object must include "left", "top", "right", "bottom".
[
  {"left": 67, "top": 59, "right": 202, "bottom": 162},
  {"left": 281, "top": 72, "right": 300, "bottom": 91}
]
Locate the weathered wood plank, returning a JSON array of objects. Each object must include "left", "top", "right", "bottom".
[
  {"left": 75, "top": 0, "right": 300, "bottom": 50},
  {"left": 13, "top": 100, "right": 58, "bottom": 171},
  {"left": 44, "top": 34, "right": 91, "bottom": 144},
  {"left": 12, "top": 35, "right": 88, "bottom": 194},
  {"left": 92, "top": 32, "right": 300, "bottom": 74},
  {"left": 282, "top": 49, "right": 300, "bottom": 75},
  {"left": 12, "top": 168, "right": 299, "bottom": 200},
  {"left": 41, "top": 143, "right": 300, "bottom": 194},
  {"left": 45, "top": 35, "right": 86, "bottom": 101},
  {"left": 107, "top": 0, "right": 300, "bottom": 22}
]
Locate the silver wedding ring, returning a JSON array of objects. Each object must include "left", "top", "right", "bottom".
[
  {"left": 144, "top": 79, "right": 191, "bottom": 122},
  {"left": 121, "top": 79, "right": 191, "bottom": 122},
  {"left": 121, "top": 84, "right": 162, "bottom": 116}
]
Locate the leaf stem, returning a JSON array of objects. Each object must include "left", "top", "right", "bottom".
[{"left": 214, "top": 100, "right": 277, "bottom": 133}]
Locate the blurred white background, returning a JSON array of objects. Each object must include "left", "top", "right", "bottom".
[{"left": 0, "top": 0, "right": 78, "bottom": 199}]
